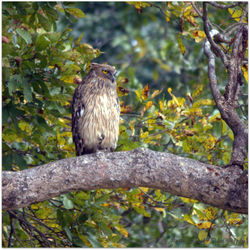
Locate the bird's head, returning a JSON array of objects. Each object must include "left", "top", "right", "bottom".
[{"left": 91, "top": 63, "right": 117, "bottom": 83}]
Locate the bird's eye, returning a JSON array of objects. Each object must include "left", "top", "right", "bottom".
[{"left": 102, "top": 70, "right": 108, "bottom": 74}]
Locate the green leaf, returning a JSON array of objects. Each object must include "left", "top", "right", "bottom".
[
  {"left": 14, "top": 153, "right": 27, "bottom": 170},
  {"left": 62, "top": 196, "right": 74, "bottom": 209},
  {"left": 65, "top": 8, "right": 86, "bottom": 18},
  {"left": 41, "top": 5, "right": 59, "bottom": 20},
  {"left": 35, "top": 34, "right": 50, "bottom": 51},
  {"left": 8, "top": 74, "right": 23, "bottom": 95},
  {"left": 2, "top": 107, "right": 9, "bottom": 124},
  {"left": 37, "top": 13, "right": 52, "bottom": 31},
  {"left": 78, "top": 213, "right": 88, "bottom": 223},
  {"left": 134, "top": 206, "right": 151, "bottom": 217},
  {"left": 2, "top": 153, "right": 13, "bottom": 171},
  {"left": 86, "top": 233, "right": 103, "bottom": 248},
  {"left": 95, "top": 195, "right": 109, "bottom": 205},
  {"left": 23, "top": 80, "right": 33, "bottom": 102},
  {"left": 198, "top": 230, "right": 208, "bottom": 241},
  {"left": 16, "top": 28, "right": 32, "bottom": 44},
  {"left": 64, "top": 226, "right": 72, "bottom": 241},
  {"left": 99, "top": 222, "right": 113, "bottom": 235}
]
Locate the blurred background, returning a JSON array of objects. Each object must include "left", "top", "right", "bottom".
[{"left": 58, "top": 2, "right": 211, "bottom": 99}]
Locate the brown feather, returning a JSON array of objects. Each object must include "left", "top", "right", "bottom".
[{"left": 72, "top": 63, "right": 120, "bottom": 156}]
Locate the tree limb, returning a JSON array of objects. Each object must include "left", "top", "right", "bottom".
[
  {"left": 204, "top": 24, "right": 248, "bottom": 166},
  {"left": 207, "top": 2, "right": 240, "bottom": 9},
  {"left": 2, "top": 148, "right": 247, "bottom": 214},
  {"left": 203, "top": 2, "right": 229, "bottom": 67}
]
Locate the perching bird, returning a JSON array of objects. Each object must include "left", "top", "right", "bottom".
[{"left": 72, "top": 63, "right": 120, "bottom": 156}]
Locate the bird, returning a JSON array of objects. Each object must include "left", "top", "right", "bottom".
[{"left": 72, "top": 63, "right": 120, "bottom": 156}]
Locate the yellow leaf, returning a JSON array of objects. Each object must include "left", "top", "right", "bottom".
[
  {"left": 185, "top": 15, "right": 197, "bottom": 26},
  {"left": 242, "top": 64, "right": 248, "bottom": 82},
  {"left": 183, "top": 5, "right": 193, "bottom": 16},
  {"left": 227, "top": 212, "right": 242, "bottom": 225},
  {"left": 180, "top": 197, "right": 198, "bottom": 203},
  {"left": 129, "top": 120, "right": 136, "bottom": 136},
  {"left": 61, "top": 75, "right": 77, "bottom": 84},
  {"left": 135, "top": 36, "right": 147, "bottom": 59},
  {"left": 154, "top": 207, "right": 166, "bottom": 217},
  {"left": 193, "top": 99, "right": 214, "bottom": 108},
  {"left": 209, "top": 112, "right": 221, "bottom": 123},
  {"left": 111, "top": 243, "right": 127, "bottom": 248},
  {"left": 145, "top": 101, "right": 153, "bottom": 111},
  {"left": 115, "top": 225, "right": 129, "bottom": 238},
  {"left": 205, "top": 207, "right": 218, "bottom": 220},
  {"left": 142, "top": 84, "right": 150, "bottom": 100},
  {"left": 177, "top": 34, "right": 186, "bottom": 55},
  {"left": 127, "top": 2, "right": 151, "bottom": 10},
  {"left": 228, "top": 8, "right": 243, "bottom": 22},
  {"left": 197, "top": 222, "right": 212, "bottom": 229},
  {"left": 159, "top": 100, "right": 164, "bottom": 112},
  {"left": 140, "top": 187, "right": 148, "bottom": 193},
  {"left": 244, "top": 233, "right": 247, "bottom": 247},
  {"left": 183, "top": 214, "right": 195, "bottom": 225},
  {"left": 141, "top": 131, "right": 149, "bottom": 138},
  {"left": 153, "top": 58, "right": 171, "bottom": 71},
  {"left": 198, "top": 230, "right": 208, "bottom": 241},
  {"left": 204, "top": 135, "right": 217, "bottom": 150},
  {"left": 192, "top": 84, "right": 204, "bottom": 99},
  {"left": 120, "top": 102, "right": 132, "bottom": 113},
  {"left": 66, "top": 8, "right": 86, "bottom": 18},
  {"left": 19, "top": 120, "right": 32, "bottom": 133},
  {"left": 135, "top": 89, "right": 142, "bottom": 101},
  {"left": 151, "top": 89, "right": 162, "bottom": 98},
  {"left": 78, "top": 234, "right": 91, "bottom": 247},
  {"left": 75, "top": 32, "right": 84, "bottom": 45},
  {"left": 164, "top": 10, "right": 171, "bottom": 22},
  {"left": 192, "top": 30, "right": 206, "bottom": 43}
]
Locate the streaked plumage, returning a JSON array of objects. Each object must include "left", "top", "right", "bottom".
[{"left": 72, "top": 63, "right": 120, "bottom": 156}]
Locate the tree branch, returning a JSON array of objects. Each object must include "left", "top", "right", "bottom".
[
  {"left": 203, "top": 3, "right": 248, "bottom": 166},
  {"left": 2, "top": 148, "right": 247, "bottom": 214},
  {"left": 203, "top": 2, "right": 229, "bottom": 67},
  {"left": 207, "top": 2, "right": 240, "bottom": 9}
]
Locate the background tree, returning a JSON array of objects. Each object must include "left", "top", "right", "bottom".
[{"left": 2, "top": 2, "right": 248, "bottom": 247}]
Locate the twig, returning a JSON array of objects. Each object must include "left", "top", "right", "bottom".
[
  {"left": 9, "top": 211, "right": 52, "bottom": 247},
  {"left": 224, "top": 22, "right": 244, "bottom": 36},
  {"left": 191, "top": 2, "right": 224, "bottom": 32},
  {"left": 191, "top": 2, "right": 203, "bottom": 19},
  {"left": 239, "top": 5, "right": 248, "bottom": 23},
  {"left": 208, "top": 2, "right": 240, "bottom": 9},
  {"left": 150, "top": 3, "right": 168, "bottom": 19},
  {"left": 7, "top": 212, "right": 14, "bottom": 247},
  {"left": 138, "top": 187, "right": 172, "bottom": 207}
]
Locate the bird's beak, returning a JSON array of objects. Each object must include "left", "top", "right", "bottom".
[{"left": 112, "top": 71, "right": 117, "bottom": 83}]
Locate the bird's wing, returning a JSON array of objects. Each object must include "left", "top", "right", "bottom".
[{"left": 72, "top": 83, "right": 86, "bottom": 156}]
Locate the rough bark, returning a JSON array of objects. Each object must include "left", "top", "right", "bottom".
[{"left": 2, "top": 148, "right": 247, "bottom": 214}]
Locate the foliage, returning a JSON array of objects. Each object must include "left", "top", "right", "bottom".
[{"left": 2, "top": 1, "right": 248, "bottom": 248}]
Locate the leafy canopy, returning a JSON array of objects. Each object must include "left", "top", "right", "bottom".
[{"left": 2, "top": 2, "right": 248, "bottom": 248}]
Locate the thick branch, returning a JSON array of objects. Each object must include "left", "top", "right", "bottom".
[{"left": 2, "top": 148, "right": 247, "bottom": 214}]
